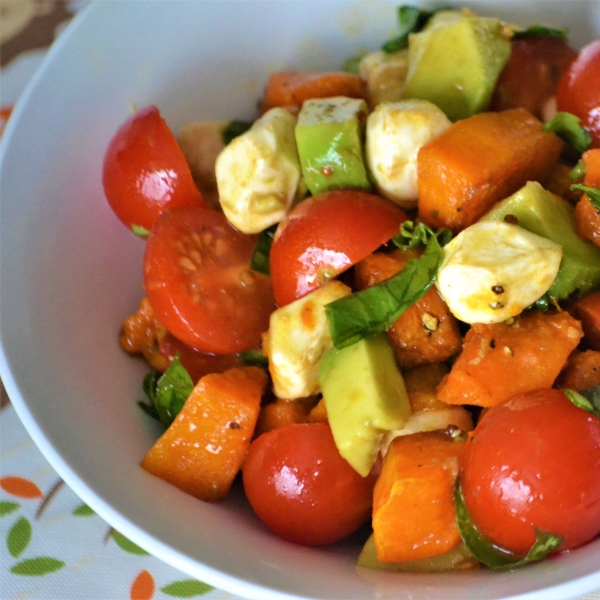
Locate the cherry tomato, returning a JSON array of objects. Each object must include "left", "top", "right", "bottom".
[
  {"left": 556, "top": 39, "right": 600, "bottom": 148},
  {"left": 490, "top": 37, "right": 577, "bottom": 118},
  {"left": 243, "top": 423, "right": 375, "bottom": 546},
  {"left": 103, "top": 105, "right": 206, "bottom": 232},
  {"left": 158, "top": 333, "right": 240, "bottom": 383},
  {"left": 144, "top": 206, "right": 275, "bottom": 354},
  {"left": 461, "top": 389, "right": 600, "bottom": 555},
  {"left": 269, "top": 190, "right": 408, "bottom": 307}
]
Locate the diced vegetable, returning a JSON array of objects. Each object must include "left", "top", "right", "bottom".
[
  {"left": 354, "top": 249, "right": 461, "bottom": 368},
  {"left": 438, "top": 310, "right": 583, "bottom": 407},
  {"left": 260, "top": 71, "right": 366, "bottom": 113},
  {"left": 372, "top": 431, "right": 466, "bottom": 562},
  {"left": 574, "top": 149, "right": 600, "bottom": 246},
  {"left": 435, "top": 221, "right": 563, "bottom": 324},
  {"left": 365, "top": 100, "right": 451, "bottom": 209},
  {"left": 254, "top": 398, "right": 312, "bottom": 437},
  {"left": 141, "top": 366, "right": 267, "bottom": 501},
  {"left": 320, "top": 334, "right": 411, "bottom": 477},
  {"left": 295, "top": 97, "right": 370, "bottom": 195},
  {"left": 417, "top": 109, "right": 563, "bottom": 233},
  {"left": 568, "top": 290, "right": 600, "bottom": 350},
  {"left": 557, "top": 350, "right": 600, "bottom": 391}
]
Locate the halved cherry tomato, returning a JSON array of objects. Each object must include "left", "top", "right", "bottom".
[
  {"left": 144, "top": 206, "right": 275, "bottom": 354},
  {"left": 490, "top": 36, "right": 577, "bottom": 118},
  {"left": 103, "top": 105, "right": 207, "bottom": 232},
  {"left": 461, "top": 389, "right": 600, "bottom": 555},
  {"left": 556, "top": 39, "right": 600, "bottom": 148},
  {"left": 269, "top": 190, "right": 408, "bottom": 306},
  {"left": 158, "top": 333, "right": 240, "bottom": 383},
  {"left": 243, "top": 423, "right": 375, "bottom": 546}
]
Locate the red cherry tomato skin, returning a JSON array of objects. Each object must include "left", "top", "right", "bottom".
[
  {"left": 158, "top": 334, "right": 240, "bottom": 383},
  {"left": 242, "top": 423, "right": 376, "bottom": 546},
  {"left": 461, "top": 389, "right": 600, "bottom": 556},
  {"left": 556, "top": 40, "right": 600, "bottom": 148},
  {"left": 490, "top": 37, "right": 577, "bottom": 118},
  {"left": 269, "top": 190, "right": 408, "bottom": 307},
  {"left": 144, "top": 206, "right": 275, "bottom": 354},
  {"left": 103, "top": 105, "right": 206, "bottom": 231}
]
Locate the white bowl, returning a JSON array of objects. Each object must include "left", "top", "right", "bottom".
[{"left": 2, "top": 1, "right": 600, "bottom": 598}]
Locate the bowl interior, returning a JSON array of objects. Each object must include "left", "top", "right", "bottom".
[{"left": 2, "top": 1, "right": 600, "bottom": 599}]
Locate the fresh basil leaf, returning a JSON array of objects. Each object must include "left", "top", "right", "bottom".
[
  {"left": 563, "top": 388, "right": 600, "bottom": 417},
  {"left": 570, "top": 184, "right": 600, "bottom": 211},
  {"left": 142, "top": 370, "right": 160, "bottom": 403},
  {"left": 578, "top": 384, "right": 600, "bottom": 409},
  {"left": 138, "top": 400, "right": 161, "bottom": 421},
  {"left": 326, "top": 235, "right": 442, "bottom": 349},
  {"left": 223, "top": 120, "right": 252, "bottom": 146},
  {"left": 513, "top": 24, "right": 567, "bottom": 41},
  {"left": 392, "top": 220, "right": 452, "bottom": 250},
  {"left": 382, "top": 6, "right": 432, "bottom": 53},
  {"left": 527, "top": 293, "right": 550, "bottom": 312},
  {"left": 250, "top": 224, "right": 277, "bottom": 275},
  {"left": 131, "top": 224, "right": 151, "bottom": 238},
  {"left": 543, "top": 112, "right": 592, "bottom": 154},
  {"left": 343, "top": 56, "right": 361, "bottom": 75},
  {"left": 455, "top": 483, "right": 562, "bottom": 570},
  {"left": 238, "top": 350, "right": 269, "bottom": 368},
  {"left": 570, "top": 159, "right": 586, "bottom": 181}
]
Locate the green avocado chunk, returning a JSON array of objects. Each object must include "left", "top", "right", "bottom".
[
  {"left": 295, "top": 96, "right": 371, "bottom": 196},
  {"left": 320, "top": 334, "right": 410, "bottom": 477},
  {"left": 400, "top": 11, "right": 510, "bottom": 121},
  {"left": 481, "top": 181, "right": 600, "bottom": 300}
]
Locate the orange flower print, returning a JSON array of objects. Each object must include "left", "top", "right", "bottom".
[
  {"left": 130, "top": 569, "right": 155, "bottom": 600},
  {"left": 0, "top": 476, "right": 43, "bottom": 499}
]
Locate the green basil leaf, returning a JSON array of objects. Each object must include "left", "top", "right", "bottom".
[
  {"left": 527, "top": 293, "right": 550, "bottom": 312},
  {"left": 382, "top": 6, "right": 433, "bottom": 53},
  {"left": 392, "top": 220, "right": 452, "bottom": 250},
  {"left": 455, "top": 483, "right": 562, "bottom": 569},
  {"left": 570, "top": 184, "right": 600, "bottom": 211},
  {"left": 326, "top": 235, "right": 442, "bottom": 349},
  {"left": 578, "top": 384, "right": 600, "bottom": 409},
  {"left": 513, "top": 24, "right": 567, "bottom": 41},
  {"left": 250, "top": 224, "right": 277, "bottom": 275},
  {"left": 569, "top": 159, "right": 586, "bottom": 181},
  {"left": 131, "top": 224, "right": 151, "bottom": 238},
  {"left": 222, "top": 120, "right": 252, "bottom": 146},
  {"left": 238, "top": 350, "right": 269, "bottom": 368},
  {"left": 152, "top": 355, "right": 194, "bottom": 427},
  {"left": 563, "top": 388, "right": 600, "bottom": 417},
  {"left": 543, "top": 112, "right": 592, "bottom": 154}
]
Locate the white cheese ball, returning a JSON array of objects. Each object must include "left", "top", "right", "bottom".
[
  {"left": 435, "top": 221, "right": 563, "bottom": 325},
  {"left": 215, "top": 107, "right": 301, "bottom": 234},
  {"left": 365, "top": 99, "right": 451, "bottom": 209},
  {"left": 262, "top": 281, "right": 352, "bottom": 400}
]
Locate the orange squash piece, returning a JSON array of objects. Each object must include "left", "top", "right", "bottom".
[
  {"left": 417, "top": 108, "right": 563, "bottom": 233},
  {"left": 403, "top": 363, "right": 451, "bottom": 411},
  {"left": 260, "top": 71, "right": 367, "bottom": 113},
  {"left": 557, "top": 350, "right": 600, "bottom": 392},
  {"left": 254, "top": 398, "right": 310, "bottom": 437},
  {"left": 569, "top": 290, "right": 600, "bottom": 351},
  {"left": 307, "top": 397, "right": 328, "bottom": 423},
  {"left": 575, "top": 149, "right": 600, "bottom": 246},
  {"left": 355, "top": 250, "right": 462, "bottom": 369},
  {"left": 373, "top": 431, "right": 466, "bottom": 563},
  {"left": 141, "top": 366, "right": 267, "bottom": 501},
  {"left": 437, "top": 310, "right": 583, "bottom": 407}
]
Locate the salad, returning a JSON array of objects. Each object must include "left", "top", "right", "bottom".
[{"left": 102, "top": 5, "right": 600, "bottom": 573}]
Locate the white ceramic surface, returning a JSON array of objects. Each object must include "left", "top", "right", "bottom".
[{"left": 2, "top": 1, "right": 600, "bottom": 598}]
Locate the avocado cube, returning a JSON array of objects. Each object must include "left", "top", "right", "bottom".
[
  {"left": 320, "top": 334, "right": 411, "bottom": 477},
  {"left": 401, "top": 13, "right": 511, "bottom": 121},
  {"left": 295, "top": 96, "right": 371, "bottom": 196},
  {"left": 481, "top": 181, "right": 600, "bottom": 300}
]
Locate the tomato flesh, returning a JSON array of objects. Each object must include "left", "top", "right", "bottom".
[
  {"left": 461, "top": 389, "right": 600, "bottom": 555},
  {"left": 103, "top": 105, "right": 206, "bottom": 231},
  {"left": 270, "top": 190, "right": 408, "bottom": 307},
  {"left": 144, "top": 206, "right": 275, "bottom": 354},
  {"left": 491, "top": 37, "right": 577, "bottom": 118},
  {"left": 556, "top": 39, "right": 600, "bottom": 148},
  {"left": 243, "top": 423, "right": 375, "bottom": 546}
]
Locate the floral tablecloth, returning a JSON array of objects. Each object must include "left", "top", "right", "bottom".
[{"left": 2, "top": 3, "right": 600, "bottom": 600}]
